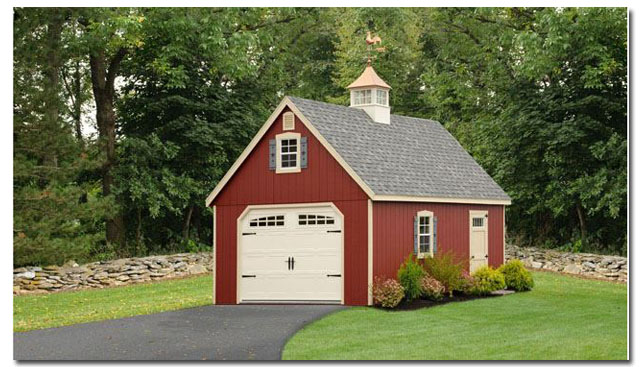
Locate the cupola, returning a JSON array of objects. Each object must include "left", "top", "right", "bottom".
[{"left": 347, "top": 60, "right": 391, "bottom": 124}]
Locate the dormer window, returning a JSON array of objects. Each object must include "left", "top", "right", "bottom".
[{"left": 275, "top": 132, "right": 301, "bottom": 174}]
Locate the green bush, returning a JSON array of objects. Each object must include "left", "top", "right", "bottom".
[
  {"left": 423, "top": 252, "right": 465, "bottom": 296},
  {"left": 420, "top": 275, "right": 445, "bottom": 301},
  {"left": 397, "top": 254, "right": 426, "bottom": 301},
  {"left": 371, "top": 277, "right": 404, "bottom": 308},
  {"left": 499, "top": 259, "right": 535, "bottom": 291},
  {"left": 471, "top": 265, "right": 506, "bottom": 295}
]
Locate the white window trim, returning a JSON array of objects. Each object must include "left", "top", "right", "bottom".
[
  {"left": 351, "top": 88, "right": 373, "bottom": 106},
  {"left": 275, "top": 132, "right": 301, "bottom": 174},
  {"left": 416, "top": 210, "right": 434, "bottom": 259}
]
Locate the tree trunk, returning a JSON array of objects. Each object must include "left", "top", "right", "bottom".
[
  {"left": 182, "top": 205, "right": 194, "bottom": 240},
  {"left": 42, "top": 10, "right": 64, "bottom": 169},
  {"left": 72, "top": 60, "right": 83, "bottom": 144},
  {"left": 576, "top": 203, "right": 587, "bottom": 245},
  {"left": 88, "top": 47, "right": 127, "bottom": 246}
]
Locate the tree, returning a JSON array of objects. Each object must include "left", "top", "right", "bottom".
[{"left": 420, "top": 8, "right": 627, "bottom": 253}]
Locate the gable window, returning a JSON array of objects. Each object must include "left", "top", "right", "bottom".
[
  {"left": 352, "top": 89, "right": 372, "bottom": 106},
  {"left": 415, "top": 211, "right": 436, "bottom": 258},
  {"left": 275, "top": 132, "right": 301, "bottom": 173},
  {"left": 376, "top": 89, "right": 388, "bottom": 106}
]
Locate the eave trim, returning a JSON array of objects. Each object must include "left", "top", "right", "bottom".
[{"left": 372, "top": 195, "right": 511, "bottom": 206}]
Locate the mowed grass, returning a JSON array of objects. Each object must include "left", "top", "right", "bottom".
[
  {"left": 14, "top": 275, "right": 212, "bottom": 332},
  {"left": 283, "top": 272, "right": 628, "bottom": 360}
]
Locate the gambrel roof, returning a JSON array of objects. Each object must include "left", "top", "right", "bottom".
[{"left": 205, "top": 96, "right": 511, "bottom": 206}]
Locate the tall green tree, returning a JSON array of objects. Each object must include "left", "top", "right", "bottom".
[{"left": 421, "top": 8, "right": 627, "bottom": 253}]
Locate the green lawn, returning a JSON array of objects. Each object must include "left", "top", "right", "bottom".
[
  {"left": 14, "top": 275, "right": 212, "bottom": 332},
  {"left": 282, "top": 272, "right": 628, "bottom": 360}
]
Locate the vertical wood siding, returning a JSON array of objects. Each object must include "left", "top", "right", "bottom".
[
  {"left": 373, "top": 202, "right": 505, "bottom": 280},
  {"left": 212, "top": 108, "right": 369, "bottom": 305}
]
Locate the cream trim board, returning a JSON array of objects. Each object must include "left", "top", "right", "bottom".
[
  {"left": 213, "top": 207, "right": 217, "bottom": 304},
  {"left": 367, "top": 199, "right": 373, "bottom": 306},
  {"left": 416, "top": 210, "right": 435, "bottom": 259},
  {"left": 235, "top": 202, "right": 345, "bottom": 305},
  {"left": 503, "top": 206, "right": 506, "bottom": 264},
  {"left": 374, "top": 195, "right": 511, "bottom": 206},
  {"left": 205, "top": 97, "right": 375, "bottom": 207},
  {"left": 275, "top": 132, "right": 301, "bottom": 174}
]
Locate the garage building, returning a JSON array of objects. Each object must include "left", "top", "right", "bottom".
[{"left": 205, "top": 64, "right": 511, "bottom": 306}]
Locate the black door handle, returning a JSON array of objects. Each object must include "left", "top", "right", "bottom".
[
  {"left": 285, "top": 257, "right": 291, "bottom": 270},
  {"left": 327, "top": 274, "right": 341, "bottom": 277},
  {"left": 485, "top": 254, "right": 489, "bottom": 258},
  {"left": 291, "top": 257, "right": 295, "bottom": 270}
]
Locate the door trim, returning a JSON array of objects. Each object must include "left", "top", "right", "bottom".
[
  {"left": 236, "top": 202, "right": 345, "bottom": 305},
  {"left": 469, "top": 210, "right": 489, "bottom": 273}
]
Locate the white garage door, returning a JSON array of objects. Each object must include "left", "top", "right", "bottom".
[{"left": 238, "top": 205, "right": 343, "bottom": 303}]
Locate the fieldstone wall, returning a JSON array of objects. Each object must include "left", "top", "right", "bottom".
[
  {"left": 505, "top": 245, "right": 627, "bottom": 282},
  {"left": 13, "top": 252, "right": 213, "bottom": 295}
]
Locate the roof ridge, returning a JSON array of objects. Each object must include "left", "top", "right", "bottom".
[{"left": 287, "top": 96, "right": 439, "bottom": 124}]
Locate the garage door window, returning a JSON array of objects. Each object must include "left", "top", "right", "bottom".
[
  {"left": 249, "top": 215, "right": 285, "bottom": 227},
  {"left": 298, "top": 214, "right": 335, "bottom": 225}
]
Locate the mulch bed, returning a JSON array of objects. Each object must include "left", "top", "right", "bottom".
[{"left": 378, "top": 292, "right": 505, "bottom": 312}]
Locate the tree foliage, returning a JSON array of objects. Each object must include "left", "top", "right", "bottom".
[{"left": 13, "top": 7, "right": 628, "bottom": 266}]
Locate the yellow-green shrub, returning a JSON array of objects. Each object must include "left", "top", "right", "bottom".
[
  {"left": 471, "top": 265, "right": 506, "bottom": 295},
  {"left": 499, "top": 259, "right": 535, "bottom": 291}
]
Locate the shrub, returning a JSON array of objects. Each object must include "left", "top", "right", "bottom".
[
  {"left": 420, "top": 275, "right": 445, "bottom": 301},
  {"left": 470, "top": 265, "right": 506, "bottom": 295},
  {"left": 457, "top": 270, "right": 476, "bottom": 295},
  {"left": 423, "top": 252, "right": 465, "bottom": 296},
  {"left": 397, "top": 254, "right": 426, "bottom": 301},
  {"left": 371, "top": 277, "right": 404, "bottom": 308},
  {"left": 499, "top": 259, "right": 535, "bottom": 291}
]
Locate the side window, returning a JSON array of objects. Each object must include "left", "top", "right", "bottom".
[{"left": 415, "top": 211, "right": 436, "bottom": 258}]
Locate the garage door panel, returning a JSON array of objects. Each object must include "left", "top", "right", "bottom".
[{"left": 239, "top": 205, "right": 343, "bottom": 303}]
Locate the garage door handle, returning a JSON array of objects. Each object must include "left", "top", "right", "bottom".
[
  {"left": 327, "top": 230, "right": 341, "bottom": 233},
  {"left": 242, "top": 275, "right": 256, "bottom": 278},
  {"left": 327, "top": 274, "right": 342, "bottom": 277},
  {"left": 242, "top": 232, "right": 256, "bottom": 236}
]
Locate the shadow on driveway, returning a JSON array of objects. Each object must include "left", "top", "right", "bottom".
[{"left": 14, "top": 304, "right": 343, "bottom": 360}]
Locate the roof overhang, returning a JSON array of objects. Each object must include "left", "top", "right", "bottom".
[{"left": 371, "top": 195, "right": 511, "bottom": 206}]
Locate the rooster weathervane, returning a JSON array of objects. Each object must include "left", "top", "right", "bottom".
[{"left": 365, "top": 31, "right": 386, "bottom": 65}]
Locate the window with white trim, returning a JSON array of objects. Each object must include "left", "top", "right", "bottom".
[
  {"left": 276, "top": 132, "right": 300, "bottom": 173},
  {"left": 376, "top": 89, "right": 388, "bottom": 106},
  {"left": 416, "top": 211, "right": 434, "bottom": 258},
  {"left": 352, "top": 89, "right": 372, "bottom": 105}
]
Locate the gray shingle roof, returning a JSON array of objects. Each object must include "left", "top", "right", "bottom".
[{"left": 289, "top": 96, "right": 510, "bottom": 201}]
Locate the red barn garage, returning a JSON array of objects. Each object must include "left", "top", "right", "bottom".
[{"left": 205, "top": 64, "right": 511, "bottom": 306}]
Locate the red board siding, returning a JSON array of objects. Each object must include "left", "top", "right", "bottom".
[
  {"left": 212, "top": 108, "right": 369, "bottom": 305},
  {"left": 373, "top": 202, "right": 505, "bottom": 280}
]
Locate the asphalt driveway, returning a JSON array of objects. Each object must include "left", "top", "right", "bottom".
[{"left": 14, "top": 304, "right": 343, "bottom": 360}]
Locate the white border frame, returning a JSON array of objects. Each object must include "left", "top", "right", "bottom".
[
  {"left": 235, "top": 202, "right": 345, "bottom": 305},
  {"left": 212, "top": 205, "right": 216, "bottom": 304}
]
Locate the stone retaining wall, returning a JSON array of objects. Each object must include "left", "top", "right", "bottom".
[
  {"left": 13, "top": 253, "right": 213, "bottom": 295},
  {"left": 505, "top": 245, "right": 627, "bottom": 282},
  {"left": 13, "top": 245, "right": 627, "bottom": 295}
]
